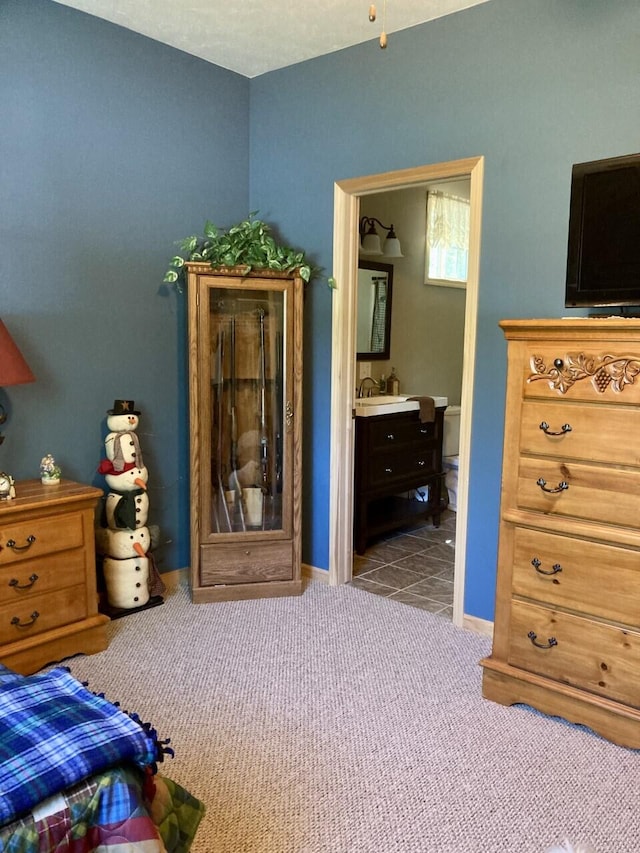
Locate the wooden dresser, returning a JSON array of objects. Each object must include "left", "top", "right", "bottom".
[
  {"left": 354, "top": 407, "right": 445, "bottom": 555},
  {"left": 0, "top": 479, "right": 109, "bottom": 674},
  {"left": 481, "top": 318, "right": 640, "bottom": 748}
]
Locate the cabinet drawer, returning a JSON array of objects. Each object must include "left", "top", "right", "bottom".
[
  {"left": 368, "top": 416, "right": 438, "bottom": 452},
  {"left": 516, "top": 457, "right": 640, "bottom": 529},
  {"left": 200, "top": 540, "right": 292, "bottom": 586},
  {"left": 0, "top": 550, "right": 87, "bottom": 606},
  {"left": 0, "top": 514, "right": 85, "bottom": 565},
  {"left": 507, "top": 600, "right": 640, "bottom": 708},
  {"left": 0, "top": 584, "right": 88, "bottom": 645},
  {"left": 512, "top": 527, "right": 640, "bottom": 624},
  {"left": 520, "top": 400, "right": 640, "bottom": 466},
  {"left": 522, "top": 344, "right": 640, "bottom": 404},
  {"left": 368, "top": 449, "right": 438, "bottom": 490}
]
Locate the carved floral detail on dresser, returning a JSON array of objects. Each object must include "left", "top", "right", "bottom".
[{"left": 528, "top": 352, "right": 640, "bottom": 394}]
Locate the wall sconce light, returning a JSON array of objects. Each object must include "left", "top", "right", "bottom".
[
  {"left": 359, "top": 216, "right": 404, "bottom": 258},
  {"left": 0, "top": 318, "right": 35, "bottom": 447}
]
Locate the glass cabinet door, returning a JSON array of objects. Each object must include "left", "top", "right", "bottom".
[{"left": 200, "top": 281, "right": 291, "bottom": 537}]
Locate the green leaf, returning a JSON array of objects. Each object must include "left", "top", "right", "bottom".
[
  {"left": 170, "top": 255, "right": 185, "bottom": 268},
  {"left": 327, "top": 276, "right": 337, "bottom": 289},
  {"left": 164, "top": 270, "right": 179, "bottom": 283}
]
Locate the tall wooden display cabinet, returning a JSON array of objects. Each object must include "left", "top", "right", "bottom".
[{"left": 186, "top": 263, "right": 303, "bottom": 603}]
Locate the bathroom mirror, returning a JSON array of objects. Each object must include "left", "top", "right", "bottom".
[{"left": 356, "top": 260, "right": 393, "bottom": 361}]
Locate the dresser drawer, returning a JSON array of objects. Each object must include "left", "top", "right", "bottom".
[
  {"left": 512, "top": 527, "right": 640, "bottom": 624},
  {"left": 200, "top": 540, "right": 292, "bottom": 586},
  {"left": 522, "top": 344, "right": 640, "bottom": 404},
  {"left": 507, "top": 600, "right": 640, "bottom": 708},
  {"left": 520, "top": 400, "right": 640, "bottom": 466},
  {"left": 0, "top": 513, "right": 85, "bottom": 566},
  {"left": 0, "top": 584, "right": 88, "bottom": 645},
  {"left": 516, "top": 457, "right": 640, "bottom": 529}
]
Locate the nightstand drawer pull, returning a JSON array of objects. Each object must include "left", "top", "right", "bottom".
[
  {"left": 531, "top": 558, "right": 562, "bottom": 576},
  {"left": 536, "top": 478, "right": 569, "bottom": 494},
  {"left": 8, "top": 573, "right": 39, "bottom": 590},
  {"left": 384, "top": 467, "right": 393, "bottom": 474},
  {"left": 385, "top": 433, "right": 395, "bottom": 440},
  {"left": 11, "top": 610, "right": 40, "bottom": 628},
  {"left": 527, "top": 630, "right": 557, "bottom": 649},
  {"left": 6, "top": 535, "right": 37, "bottom": 552},
  {"left": 417, "top": 460, "right": 426, "bottom": 467},
  {"left": 539, "top": 421, "right": 572, "bottom": 436}
]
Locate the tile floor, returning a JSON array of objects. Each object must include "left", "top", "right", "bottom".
[{"left": 349, "top": 509, "right": 456, "bottom": 619}]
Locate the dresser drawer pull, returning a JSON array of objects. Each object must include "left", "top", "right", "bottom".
[
  {"left": 6, "top": 535, "right": 37, "bottom": 552},
  {"left": 531, "top": 558, "right": 562, "bottom": 576},
  {"left": 539, "top": 421, "right": 572, "bottom": 436},
  {"left": 385, "top": 467, "right": 393, "bottom": 474},
  {"left": 385, "top": 433, "right": 395, "bottom": 440},
  {"left": 417, "top": 460, "right": 426, "bottom": 467},
  {"left": 11, "top": 611, "right": 40, "bottom": 628},
  {"left": 536, "top": 478, "right": 568, "bottom": 494},
  {"left": 527, "top": 630, "right": 557, "bottom": 649},
  {"left": 8, "top": 573, "right": 39, "bottom": 590}
]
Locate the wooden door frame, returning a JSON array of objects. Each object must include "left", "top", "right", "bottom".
[{"left": 327, "top": 157, "right": 484, "bottom": 627}]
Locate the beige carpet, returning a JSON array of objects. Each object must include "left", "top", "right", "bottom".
[{"left": 67, "top": 577, "right": 639, "bottom": 852}]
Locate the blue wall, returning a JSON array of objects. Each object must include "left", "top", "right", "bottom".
[
  {"left": 3, "top": 0, "right": 639, "bottom": 619},
  {"left": 249, "top": 0, "right": 640, "bottom": 618},
  {"left": 0, "top": 0, "right": 249, "bottom": 572}
]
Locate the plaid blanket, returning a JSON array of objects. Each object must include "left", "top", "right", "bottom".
[{"left": 0, "top": 666, "right": 163, "bottom": 827}]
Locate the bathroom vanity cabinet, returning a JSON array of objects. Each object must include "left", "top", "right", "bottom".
[
  {"left": 354, "top": 407, "right": 445, "bottom": 554},
  {"left": 185, "top": 263, "right": 303, "bottom": 603}
]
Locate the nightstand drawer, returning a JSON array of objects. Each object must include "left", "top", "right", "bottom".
[
  {"left": 512, "top": 526, "right": 640, "bottom": 624},
  {"left": 0, "top": 513, "right": 85, "bottom": 565},
  {"left": 507, "top": 600, "right": 640, "bottom": 708},
  {"left": 0, "top": 584, "right": 88, "bottom": 645},
  {"left": 0, "top": 550, "right": 87, "bottom": 606},
  {"left": 520, "top": 400, "right": 640, "bottom": 466},
  {"left": 516, "top": 457, "right": 640, "bottom": 529}
]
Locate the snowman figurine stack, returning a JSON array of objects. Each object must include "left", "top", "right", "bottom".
[{"left": 95, "top": 400, "right": 164, "bottom": 614}]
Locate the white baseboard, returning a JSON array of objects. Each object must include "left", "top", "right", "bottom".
[{"left": 462, "top": 613, "right": 494, "bottom": 637}]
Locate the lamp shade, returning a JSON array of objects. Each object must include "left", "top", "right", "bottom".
[
  {"left": 0, "top": 320, "right": 35, "bottom": 386},
  {"left": 360, "top": 232, "right": 383, "bottom": 255}
]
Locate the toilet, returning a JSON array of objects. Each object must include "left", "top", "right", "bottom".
[{"left": 443, "top": 405, "right": 461, "bottom": 511}]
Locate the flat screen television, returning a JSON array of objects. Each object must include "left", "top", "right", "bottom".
[{"left": 565, "top": 152, "right": 640, "bottom": 310}]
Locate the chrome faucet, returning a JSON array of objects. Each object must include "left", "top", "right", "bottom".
[{"left": 358, "top": 376, "right": 378, "bottom": 398}]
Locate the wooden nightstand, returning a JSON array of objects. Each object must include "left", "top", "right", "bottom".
[{"left": 0, "top": 479, "right": 109, "bottom": 674}]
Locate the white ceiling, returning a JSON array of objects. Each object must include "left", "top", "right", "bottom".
[{"left": 51, "top": 0, "right": 491, "bottom": 78}]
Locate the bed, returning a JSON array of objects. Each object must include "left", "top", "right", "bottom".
[{"left": 0, "top": 664, "right": 204, "bottom": 852}]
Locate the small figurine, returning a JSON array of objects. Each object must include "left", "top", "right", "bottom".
[
  {"left": 0, "top": 472, "right": 16, "bottom": 500},
  {"left": 40, "top": 454, "right": 61, "bottom": 485}
]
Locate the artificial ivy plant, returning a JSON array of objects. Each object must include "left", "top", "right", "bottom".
[{"left": 164, "top": 214, "right": 313, "bottom": 291}]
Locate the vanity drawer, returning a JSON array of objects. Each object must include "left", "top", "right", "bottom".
[
  {"left": 200, "top": 540, "right": 292, "bottom": 586},
  {"left": 522, "top": 344, "right": 640, "bottom": 404},
  {"left": 516, "top": 457, "right": 640, "bottom": 529},
  {"left": 520, "top": 400, "right": 640, "bottom": 466},
  {"left": 0, "top": 513, "right": 85, "bottom": 566},
  {"left": 368, "top": 413, "right": 440, "bottom": 451},
  {"left": 511, "top": 526, "right": 640, "bottom": 624},
  {"left": 367, "top": 448, "right": 439, "bottom": 489},
  {"left": 0, "top": 550, "right": 87, "bottom": 606},
  {"left": 0, "top": 584, "right": 88, "bottom": 645},
  {"left": 507, "top": 599, "right": 640, "bottom": 708}
]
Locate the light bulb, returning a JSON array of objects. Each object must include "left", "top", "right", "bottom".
[
  {"left": 379, "top": 31, "right": 387, "bottom": 48},
  {"left": 369, "top": 5, "right": 376, "bottom": 22}
]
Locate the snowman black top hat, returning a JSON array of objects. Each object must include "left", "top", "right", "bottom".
[{"left": 108, "top": 400, "right": 140, "bottom": 416}]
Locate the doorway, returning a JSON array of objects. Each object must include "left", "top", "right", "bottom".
[{"left": 327, "top": 157, "right": 484, "bottom": 629}]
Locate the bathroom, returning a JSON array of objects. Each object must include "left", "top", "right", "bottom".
[{"left": 351, "top": 179, "right": 469, "bottom": 618}]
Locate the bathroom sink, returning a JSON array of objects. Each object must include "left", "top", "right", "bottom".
[
  {"left": 357, "top": 395, "right": 409, "bottom": 406},
  {"left": 355, "top": 394, "right": 448, "bottom": 417}
]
